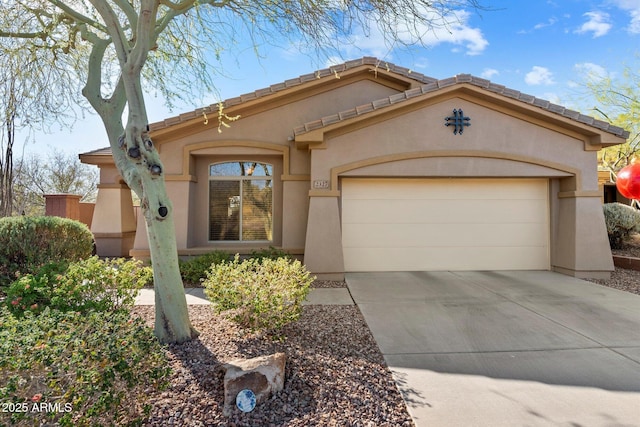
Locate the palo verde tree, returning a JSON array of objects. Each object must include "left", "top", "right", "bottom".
[
  {"left": 1, "top": 0, "right": 484, "bottom": 343},
  {"left": 1, "top": 37, "right": 76, "bottom": 217},
  {"left": 582, "top": 62, "right": 640, "bottom": 178}
]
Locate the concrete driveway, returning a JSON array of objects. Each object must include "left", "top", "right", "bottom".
[{"left": 346, "top": 271, "right": 640, "bottom": 427}]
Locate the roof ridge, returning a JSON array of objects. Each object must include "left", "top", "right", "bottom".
[
  {"left": 294, "top": 73, "right": 630, "bottom": 139},
  {"left": 149, "top": 57, "right": 437, "bottom": 132}
]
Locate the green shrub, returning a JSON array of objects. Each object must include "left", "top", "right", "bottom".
[
  {"left": 179, "top": 251, "right": 231, "bottom": 285},
  {"left": 203, "top": 255, "right": 313, "bottom": 332},
  {"left": 603, "top": 203, "right": 640, "bottom": 249},
  {"left": 5, "top": 257, "right": 151, "bottom": 317},
  {"left": 249, "top": 246, "right": 291, "bottom": 262},
  {"left": 0, "top": 306, "right": 169, "bottom": 426},
  {"left": 0, "top": 216, "right": 94, "bottom": 288}
]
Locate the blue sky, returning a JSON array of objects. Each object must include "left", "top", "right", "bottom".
[{"left": 19, "top": 0, "right": 640, "bottom": 156}]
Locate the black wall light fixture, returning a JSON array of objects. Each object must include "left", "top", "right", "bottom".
[{"left": 445, "top": 109, "right": 471, "bottom": 135}]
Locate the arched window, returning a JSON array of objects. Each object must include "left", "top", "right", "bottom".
[{"left": 209, "top": 162, "right": 273, "bottom": 241}]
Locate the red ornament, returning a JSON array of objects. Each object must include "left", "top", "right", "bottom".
[{"left": 616, "top": 162, "right": 640, "bottom": 199}]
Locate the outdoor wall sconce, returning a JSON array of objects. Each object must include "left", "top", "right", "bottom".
[{"left": 445, "top": 109, "right": 471, "bottom": 135}]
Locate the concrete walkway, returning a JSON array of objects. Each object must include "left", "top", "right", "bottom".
[
  {"left": 134, "top": 287, "right": 354, "bottom": 306},
  {"left": 346, "top": 271, "right": 640, "bottom": 427}
]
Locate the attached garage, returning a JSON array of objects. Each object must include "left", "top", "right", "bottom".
[
  {"left": 341, "top": 178, "right": 549, "bottom": 272},
  {"left": 82, "top": 58, "right": 627, "bottom": 279}
]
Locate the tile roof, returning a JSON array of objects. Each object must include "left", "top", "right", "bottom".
[
  {"left": 83, "top": 57, "right": 629, "bottom": 159},
  {"left": 78, "top": 147, "right": 113, "bottom": 157},
  {"left": 293, "top": 73, "right": 630, "bottom": 139},
  {"left": 149, "top": 57, "right": 437, "bottom": 132}
]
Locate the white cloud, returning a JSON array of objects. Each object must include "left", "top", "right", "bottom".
[
  {"left": 630, "top": 9, "right": 640, "bottom": 33},
  {"left": 576, "top": 11, "right": 612, "bottom": 37},
  {"left": 525, "top": 66, "right": 555, "bottom": 85},
  {"left": 574, "top": 62, "right": 610, "bottom": 81},
  {"left": 343, "top": 9, "right": 488, "bottom": 57},
  {"left": 534, "top": 17, "right": 558, "bottom": 30},
  {"left": 541, "top": 92, "right": 561, "bottom": 104},
  {"left": 610, "top": 0, "right": 640, "bottom": 33},
  {"left": 481, "top": 68, "right": 499, "bottom": 79},
  {"left": 570, "top": 62, "right": 616, "bottom": 89},
  {"left": 413, "top": 58, "right": 430, "bottom": 69}
]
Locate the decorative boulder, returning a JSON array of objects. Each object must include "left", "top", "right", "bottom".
[{"left": 221, "top": 352, "right": 286, "bottom": 416}]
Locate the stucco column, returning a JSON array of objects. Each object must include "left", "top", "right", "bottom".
[
  {"left": 131, "top": 208, "right": 149, "bottom": 258},
  {"left": 281, "top": 180, "right": 309, "bottom": 252},
  {"left": 553, "top": 194, "right": 614, "bottom": 279},
  {"left": 91, "top": 183, "right": 137, "bottom": 257},
  {"left": 303, "top": 195, "right": 345, "bottom": 280}
]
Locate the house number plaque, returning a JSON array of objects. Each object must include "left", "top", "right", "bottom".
[{"left": 313, "top": 180, "right": 330, "bottom": 189}]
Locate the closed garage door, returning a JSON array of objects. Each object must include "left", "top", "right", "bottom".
[{"left": 341, "top": 178, "right": 549, "bottom": 271}]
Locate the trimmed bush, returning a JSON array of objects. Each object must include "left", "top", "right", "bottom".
[
  {"left": 0, "top": 216, "right": 94, "bottom": 288},
  {"left": 203, "top": 255, "right": 313, "bottom": 332},
  {"left": 0, "top": 306, "right": 169, "bottom": 426},
  {"left": 179, "top": 251, "right": 231, "bottom": 285},
  {"left": 5, "top": 257, "right": 152, "bottom": 317},
  {"left": 603, "top": 202, "right": 640, "bottom": 248}
]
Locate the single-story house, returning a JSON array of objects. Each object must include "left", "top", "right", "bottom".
[{"left": 80, "top": 57, "right": 629, "bottom": 279}]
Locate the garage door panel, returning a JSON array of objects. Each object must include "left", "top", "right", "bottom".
[
  {"left": 342, "top": 199, "right": 547, "bottom": 224},
  {"left": 342, "top": 223, "right": 548, "bottom": 248},
  {"left": 343, "top": 246, "right": 550, "bottom": 272},
  {"left": 341, "top": 178, "right": 549, "bottom": 271},
  {"left": 342, "top": 178, "right": 548, "bottom": 200}
]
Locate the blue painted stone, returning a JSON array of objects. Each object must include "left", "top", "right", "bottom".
[{"left": 236, "top": 389, "right": 256, "bottom": 412}]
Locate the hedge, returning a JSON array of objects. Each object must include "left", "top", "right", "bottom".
[{"left": 0, "top": 216, "right": 94, "bottom": 288}]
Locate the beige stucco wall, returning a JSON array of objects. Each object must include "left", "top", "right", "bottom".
[
  {"left": 303, "top": 96, "right": 614, "bottom": 278},
  {"left": 91, "top": 181, "right": 136, "bottom": 257},
  {"left": 157, "top": 79, "right": 400, "bottom": 177},
  {"left": 94, "top": 70, "right": 618, "bottom": 279},
  {"left": 129, "top": 77, "right": 404, "bottom": 257}
]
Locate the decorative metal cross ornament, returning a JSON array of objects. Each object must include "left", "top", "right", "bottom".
[{"left": 445, "top": 109, "right": 471, "bottom": 135}]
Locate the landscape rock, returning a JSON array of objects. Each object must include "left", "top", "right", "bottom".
[{"left": 221, "top": 352, "right": 286, "bottom": 416}]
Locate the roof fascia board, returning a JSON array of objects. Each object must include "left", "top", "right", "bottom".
[{"left": 79, "top": 153, "right": 115, "bottom": 166}]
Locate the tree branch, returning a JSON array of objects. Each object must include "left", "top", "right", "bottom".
[
  {"left": 128, "top": 0, "right": 158, "bottom": 71},
  {"left": 112, "top": 0, "right": 139, "bottom": 30},
  {"left": 48, "top": 0, "right": 106, "bottom": 32},
  {"left": 87, "top": 0, "right": 131, "bottom": 67},
  {"left": 0, "top": 30, "right": 47, "bottom": 39}
]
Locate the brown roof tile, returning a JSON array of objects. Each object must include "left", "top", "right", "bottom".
[
  {"left": 373, "top": 98, "right": 392, "bottom": 109},
  {"left": 532, "top": 98, "right": 550, "bottom": 109},
  {"left": 389, "top": 92, "right": 407, "bottom": 103},
  {"left": 503, "top": 88, "right": 521, "bottom": 99},
  {"left": 293, "top": 70, "right": 631, "bottom": 140},
  {"left": 339, "top": 109, "right": 359, "bottom": 120},
  {"left": 146, "top": 57, "right": 437, "bottom": 133},
  {"left": 86, "top": 57, "right": 630, "bottom": 158},
  {"left": 486, "top": 82, "right": 506, "bottom": 94},
  {"left": 80, "top": 147, "right": 112, "bottom": 156},
  {"left": 438, "top": 77, "right": 457, "bottom": 88}
]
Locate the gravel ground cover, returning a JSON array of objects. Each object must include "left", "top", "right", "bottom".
[
  {"left": 584, "top": 233, "right": 640, "bottom": 295},
  {"left": 132, "top": 301, "right": 413, "bottom": 426},
  {"left": 586, "top": 266, "right": 640, "bottom": 295},
  {"left": 611, "top": 233, "right": 640, "bottom": 259},
  {"left": 130, "top": 245, "right": 640, "bottom": 426}
]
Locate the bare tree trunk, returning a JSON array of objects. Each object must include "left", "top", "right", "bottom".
[{"left": 0, "top": 80, "right": 15, "bottom": 217}]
